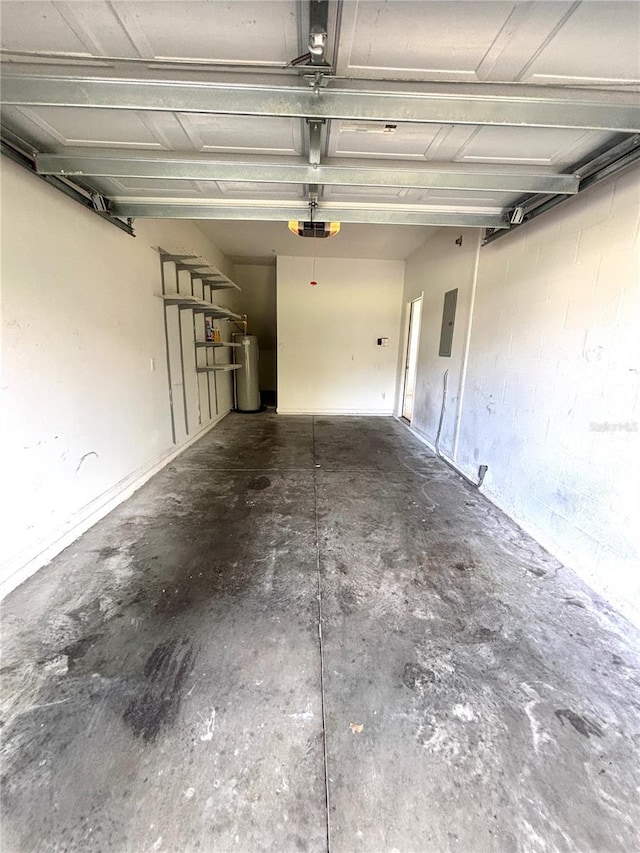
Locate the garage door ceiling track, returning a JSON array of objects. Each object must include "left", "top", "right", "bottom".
[{"left": 1, "top": 0, "right": 639, "bottom": 240}]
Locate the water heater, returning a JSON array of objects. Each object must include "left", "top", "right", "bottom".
[{"left": 233, "top": 334, "right": 261, "bottom": 413}]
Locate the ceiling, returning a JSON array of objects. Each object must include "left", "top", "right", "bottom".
[
  {"left": 198, "top": 220, "right": 432, "bottom": 263},
  {"left": 1, "top": 0, "right": 639, "bottom": 256}
]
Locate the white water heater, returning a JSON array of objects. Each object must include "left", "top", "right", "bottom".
[{"left": 233, "top": 334, "right": 261, "bottom": 412}]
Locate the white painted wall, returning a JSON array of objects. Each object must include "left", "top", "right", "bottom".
[
  {"left": 402, "top": 169, "right": 640, "bottom": 625},
  {"left": 234, "top": 263, "right": 277, "bottom": 392},
  {"left": 399, "top": 227, "right": 481, "bottom": 455},
  {"left": 277, "top": 256, "right": 404, "bottom": 415},
  {"left": 0, "top": 158, "right": 239, "bottom": 597}
]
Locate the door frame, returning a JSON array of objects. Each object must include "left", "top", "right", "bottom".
[{"left": 399, "top": 295, "right": 423, "bottom": 422}]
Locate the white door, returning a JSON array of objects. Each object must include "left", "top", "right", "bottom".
[{"left": 402, "top": 297, "right": 422, "bottom": 422}]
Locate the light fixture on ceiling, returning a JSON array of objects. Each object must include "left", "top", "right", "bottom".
[
  {"left": 288, "top": 193, "right": 340, "bottom": 238},
  {"left": 288, "top": 220, "right": 340, "bottom": 238}
]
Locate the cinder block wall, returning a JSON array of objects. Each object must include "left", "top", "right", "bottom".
[{"left": 403, "top": 168, "right": 640, "bottom": 624}]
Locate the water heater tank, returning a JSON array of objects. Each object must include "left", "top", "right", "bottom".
[{"left": 233, "top": 334, "right": 261, "bottom": 412}]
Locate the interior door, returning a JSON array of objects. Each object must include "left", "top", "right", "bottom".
[{"left": 402, "top": 297, "right": 422, "bottom": 422}]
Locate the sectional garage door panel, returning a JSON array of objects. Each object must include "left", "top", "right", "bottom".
[
  {"left": 1, "top": 0, "right": 638, "bottom": 232},
  {"left": 335, "top": 0, "right": 640, "bottom": 86}
]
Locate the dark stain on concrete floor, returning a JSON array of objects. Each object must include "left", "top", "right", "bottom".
[
  {"left": 123, "top": 638, "right": 196, "bottom": 742},
  {"left": 1, "top": 414, "right": 639, "bottom": 852}
]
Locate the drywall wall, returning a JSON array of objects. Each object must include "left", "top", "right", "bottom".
[
  {"left": 402, "top": 169, "right": 640, "bottom": 625},
  {"left": 0, "top": 158, "right": 239, "bottom": 597},
  {"left": 234, "top": 263, "right": 277, "bottom": 392},
  {"left": 277, "top": 256, "right": 404, "bottom": 414},
  {"left": 399, "top": 227, "right": 480, "bottom": 456}
]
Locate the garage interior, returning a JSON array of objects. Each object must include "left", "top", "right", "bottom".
[{"left": 1, "top": 1, "right": 639, "bottom": 850}]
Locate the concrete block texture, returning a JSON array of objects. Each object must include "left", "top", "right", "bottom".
[{"left": 402, "top": 168, "right": 640, "bottom": 625}]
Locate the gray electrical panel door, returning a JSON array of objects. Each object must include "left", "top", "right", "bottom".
[{"left": 439, "top": 288, "right": 458, "bottom": 357}]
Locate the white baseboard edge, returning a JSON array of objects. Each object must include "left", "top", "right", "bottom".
[
  {"left": 0, "top": 411, "right": 229, "bottom": 602},
  {"left": 276, "top": 409, "right": 395, "bottom": 416},
  {"left": 397, "top": 416, "right": 640, "bottom": 629}
]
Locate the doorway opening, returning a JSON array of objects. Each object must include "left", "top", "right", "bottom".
[{"left": 402, "top": 297, "right": 422, "bottom": 422}]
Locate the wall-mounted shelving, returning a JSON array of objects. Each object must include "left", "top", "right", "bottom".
[
  {"left": 196, "top": 364, "right": 241, "bottom": 373},
  {"left": 157, "top": 250, "right": 241, "bottom": 291},
  {"left": 195, "top": 341, "right": 240, "bottom": 348},
  {"left": 158, "top": 248, "right": 245, "bottom": 444},
  {"left": 157, "top": 293, "right": 242, "bottom": 321}
]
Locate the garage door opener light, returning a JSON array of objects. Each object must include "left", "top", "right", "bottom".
[{"left": 288, "top": 220, "right": 340, "bottom": 238}]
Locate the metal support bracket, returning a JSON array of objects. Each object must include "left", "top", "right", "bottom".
[
  {"left": 484, "top": 134, "right": 640, "bottom": 244},
  {"left": 90, "top": 192, "right": 110, "bottom": 214},
  {"left": 1, "top": 135, "right": 135, "bottom": 237},
  {"left": 306, "top": 118, "right": 326, "bottom": 166}
]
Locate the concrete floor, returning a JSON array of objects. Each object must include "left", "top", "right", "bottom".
[{"left": 2, "top": 415, "right": 640, "bottom": 853}]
